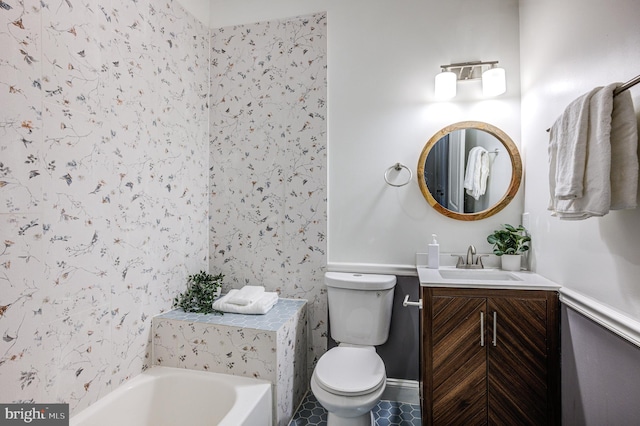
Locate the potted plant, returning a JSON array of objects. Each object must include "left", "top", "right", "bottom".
[
  {"left": 486, "top": 224, "right": 531, "bottom": 271},
  {"left": 173, "top": 270, "right": 225, "bottom": 314}
]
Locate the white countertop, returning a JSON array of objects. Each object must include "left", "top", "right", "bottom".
[{"left": 417, "top": 266, "right": 562, "bottom": 291}]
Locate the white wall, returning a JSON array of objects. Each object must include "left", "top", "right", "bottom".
[
  {"left": 209, "top": 0, "right": 523, "bottom": 273},
  {"left": 519, "top": 0, "right": 640, "bottom": 320}
]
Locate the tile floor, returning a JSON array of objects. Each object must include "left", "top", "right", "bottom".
[{"left": 289, "top": 392, "right": 422, "bottom": 425}]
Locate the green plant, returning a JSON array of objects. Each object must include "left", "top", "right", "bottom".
[
  {"left": 173, "top": 270, "right": 225, "bottom": 314},
  {"left": 487, "top": 224, "right": 531, "bottom": 256}
]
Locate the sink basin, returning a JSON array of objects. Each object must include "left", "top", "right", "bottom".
[
  {"left": 418, "top": 265, "right": 560, "bottom": 290},
  {"left": 438, "top": 269, "right": 522, "bottom": 281}
]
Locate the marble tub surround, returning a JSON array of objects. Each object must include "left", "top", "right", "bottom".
[
  {"left": 0, "top": 0, "right": 209, "bottom": 414},
  {"left": 153, "top": 298, "right": 308, "bottom": 426},
  {"left": 208, "top": 13, "right": 328, "bottom": 378}
]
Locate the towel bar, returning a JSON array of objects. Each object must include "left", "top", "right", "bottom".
[{"left": 546, "top": 73, "right": 640, "bottom": 132}]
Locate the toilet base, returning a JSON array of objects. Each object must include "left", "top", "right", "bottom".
[
  {"left": 310, "top": 369, "right": 384, "bottom": 426},
  {"left": 327, "top": 410, "right": 374, "bottom": 426}
]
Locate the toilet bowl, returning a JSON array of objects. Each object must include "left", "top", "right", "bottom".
[
  {"left": 310, "top": 346, "right": 386, "bottom": 426},
  {"left": 311, "top": 272, "right": 396, "bottom": 426}
]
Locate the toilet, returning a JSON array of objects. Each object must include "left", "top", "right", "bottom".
[{"left": 311, "top": 272, "right": 396, "bottom": 426}]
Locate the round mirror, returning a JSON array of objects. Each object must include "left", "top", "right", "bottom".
[{"left": 417, "top": 121, "right": 522, "bottom": 221}]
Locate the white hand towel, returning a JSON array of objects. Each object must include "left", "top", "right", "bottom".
[
  {"left": 550, "top": 84, "right": 615, "bottom": 220},
  {"left": 609, "top": 88, "right": 638, "bottom": 210},
  {"left": 548, "top": 87, "right": 599, "bottom": 201},
  {"left": 464, "top": 147, "right": 489, "bottom": 200},
  {"left": 212, "top": 290, "right": 279, "bottom": 315},
  {"left": 226, "top": 285, "right": 265, "bottom": 306}
]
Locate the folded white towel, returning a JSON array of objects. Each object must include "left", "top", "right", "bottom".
[
  {"left": 226, "top": 285, "right": 265, "bottom": 306},
  {"left": 548, "top": 87, "right": 599, "bottom": 201},
  {"left": 550, "top": 84, "right": 615, "bottom": 220},
  {"left": 464, "top": 147, "right": 490, "bottom": 200},
  {"left": 213, "top": 290, "right": 279, "bottom": 315},
  {"left": 609, "top": 88, "right": 638, "bottom": 210}
]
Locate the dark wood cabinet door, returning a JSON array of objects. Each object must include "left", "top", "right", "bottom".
[
  {"left": 487, "top": 294, "right": 559, "bottom": 426},
  {"left": 430, "top": 294, "right": 488, "bottom": 425},
  {"left": 422, "top": 288, "right": 560, "bottom": 426}
]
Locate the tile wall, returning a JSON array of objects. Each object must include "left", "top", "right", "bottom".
[
  {"left": 0, "top": 0, "right": 209, "bottom": 414},
  {"left": 209, "top": 13, "right": 328, "bottom": 376}
]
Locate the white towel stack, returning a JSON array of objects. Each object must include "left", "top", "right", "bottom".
[
  {"left": 548, "top": 83, "right": 638, "bottom": 220},
  {"left": 226, "top": 285, "right": 265, "bottom": 306},
  {"left": 212, "top": 286, "right": 278, "bottom": 315},
  {"left": 464, "top": 147, "right": 490, "bottom": 200}
]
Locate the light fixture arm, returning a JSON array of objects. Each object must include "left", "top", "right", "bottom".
[{"left": 439, "top": 60, "right": 500, "bottom": 81}]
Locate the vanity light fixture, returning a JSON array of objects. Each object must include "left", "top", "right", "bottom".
[{"left": 435, "top": 60, "right": 506, "bottom": 99}]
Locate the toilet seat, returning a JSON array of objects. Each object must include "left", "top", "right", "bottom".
[{"left": 314, "top": 347, "right": 386, "bottom": 396}]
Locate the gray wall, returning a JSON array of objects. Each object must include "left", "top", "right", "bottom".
[
  {"left": 328, "top": 276, "right": 421, "bottom": 381},
  {"left": 377, "top": 276, "right": 420, "bottom": 380},
  {"left": 562, "top": 305, "right": 640, "bottom": 425}
]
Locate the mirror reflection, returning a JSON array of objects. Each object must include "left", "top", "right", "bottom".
[
  {"left": 424, "top": 129, "right": 511, "bottom": 213},
  {"left": 417, "top": 121, "right": 522, "bottom": 221}
]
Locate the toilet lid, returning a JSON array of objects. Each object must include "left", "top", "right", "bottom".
[{"left": 315, "top": 347, "right": 386, "bottom": 396}]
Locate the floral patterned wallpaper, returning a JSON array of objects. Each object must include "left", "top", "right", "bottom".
[
  {"left": 209, "top": 13, "right": 328, "bottom": 375},
  {"left": 1, "top": 0, "right": 326, "bottom": 415},
  {"left": 0, "top": 0, "right": 210, "bottom": 414}
]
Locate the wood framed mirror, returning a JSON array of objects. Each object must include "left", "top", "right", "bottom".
[{"left": 417, "top": 121, "right": 522, "bottom": 221}]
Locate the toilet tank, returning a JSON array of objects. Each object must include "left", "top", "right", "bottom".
[{"left": 325, "top": 272, "right": 396, "bottom": 346}]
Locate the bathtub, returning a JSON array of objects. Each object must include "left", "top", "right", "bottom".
[{"left": 70, "top": 366, "right": 272, "bottom": 426}]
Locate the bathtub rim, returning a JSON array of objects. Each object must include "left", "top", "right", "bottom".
[{"left": 70, "top": 366, "right": 272, "bottom": 426}]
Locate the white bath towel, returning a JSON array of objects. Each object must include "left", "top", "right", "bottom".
[
  {"left": 464, "top": 147, "right": 490, "bottom": 200},
  {"left": 549, "top": 84, "right": 615, "bottom": 220},
  {"left": 213, "top": 290, "right": 279, "bottom": 315},
  {"left": 226, "top": 285, "right": 265, "bottom": 306},
  {"left": 548, "top": 87, "right": 599, "bottom": 201},
  {"left": 609, "top": 87, "right": 638, "bottom": 210}
]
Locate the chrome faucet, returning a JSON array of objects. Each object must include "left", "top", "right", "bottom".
[{"left": 452, "top": 245, "right": 487, "bottom": 269}]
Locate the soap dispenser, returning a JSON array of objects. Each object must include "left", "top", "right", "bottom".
[{"left": 428, "top": 234, "right": 440, "bottom": 269}]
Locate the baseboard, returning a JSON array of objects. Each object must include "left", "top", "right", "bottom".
[{"left": 382, "top": 378, "right": 420, "bottom": 405}]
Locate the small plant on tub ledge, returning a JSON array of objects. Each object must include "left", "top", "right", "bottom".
[
  {"left": 486, "top": 224, "right": 531, "bottom": 271},
  {"left": 173, "top": 270, "right": 225, "bottom": 315}
]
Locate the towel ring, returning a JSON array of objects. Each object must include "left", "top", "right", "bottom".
[{"left": 384, "top": 163, "right": 412, "bottom": 187}]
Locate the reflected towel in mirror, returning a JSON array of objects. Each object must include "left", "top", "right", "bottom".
[{"left": 464, "top": 146, "right": 490, "bottom": 200}]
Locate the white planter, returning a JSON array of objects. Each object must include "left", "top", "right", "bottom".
[{"left": 501, "top": 254, "right": 522, "bottom": 271}]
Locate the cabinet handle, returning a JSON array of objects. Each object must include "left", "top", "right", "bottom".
[
  {"left": 480, "top": 311, "right": 485, "bottom": 347},
  {"left": 492, "top": 311, "right": 497, "bottom": 347}
]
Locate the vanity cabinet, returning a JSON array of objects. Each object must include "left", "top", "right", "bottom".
[{"left": 420, "top": 287, "right": 560, "bottom": 426}]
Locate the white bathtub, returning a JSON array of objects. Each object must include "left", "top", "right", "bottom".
[{"left": 70, "top": 367, "right": 272, "bottom": 426}]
